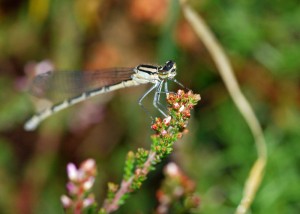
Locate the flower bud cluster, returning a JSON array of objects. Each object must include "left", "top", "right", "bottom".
[
  {"left": 61, "top": 159, "right": 97, "bottom": 212},
  {"left": 151, "top": 90, "right": 200, "bottom": 159},
  {"left": 156, "top": 162, "right": 200, "bottom": 213},
  {"left": 167, "top": 90, "right": 200, "bottom": 122}
]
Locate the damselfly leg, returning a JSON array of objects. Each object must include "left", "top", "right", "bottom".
[
  {"left": 153, "top": 80, "right": 168, "bottom": 117},
  {"left": 138, "top": 82, "right": 160, "bottom": 120}
]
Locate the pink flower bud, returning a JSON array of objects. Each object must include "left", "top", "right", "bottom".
[
  {"left": 165, "top": 162, "right": 180, "bottom": 177},
  {"left": 83, "top": 197, "right": 95, "bottom": 208},
  {"left": 60, "top": 195, "right": 72, "bottom": 208},
  {"left": 67, "top": 163, "right": 78, "bottom": 181},
  {"left": 163, "top": 116, "right": 171, "bottom": 125},
  {"left": 77, "top": 170, "right": 85, "bottom": 181},
  {"left": 81, "top": 159, "right": 96, "bottom": 172},
  {"left": 161, "top": 130, "right": 167, "bottom": 136},
  {"left": 83, "top": 177, "right": 95, "bottom": 191},
  {"left": 66, "top": 182, "right": 78, "bottom": 195},
  {"left": 151, "top": 124, "right": 158, "bottom": 130},
  {"left": 184, "top": 110, "right": 191, "bottom": 117},
  {"left": 179, "top": 105, "right": 185, "bottom": 112},
  {"left": 174, "top": 186, "right": 184, "bottom": 197},
  {"left": 177, "top": 90, "right": 184, "bottom": 95},
  {"left": 173, "top": 102, "right": 180, "bottom": 109}
]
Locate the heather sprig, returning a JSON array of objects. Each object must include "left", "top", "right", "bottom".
[
  {"left": 151, "top": 90, "right": 200, "bottom": 160},
  {"left": 61, "top": 159, "right": 97, "bottom": 214},
  {"left": 102, "top": 90, "right": 200, "bottom": 213},
  {"left": 155, "top": 162, "right": 201, "bottom": 214}
]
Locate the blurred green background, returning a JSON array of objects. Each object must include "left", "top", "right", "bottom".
[{"left": 1, "top": 0, "right": 300, "bottom": 213}]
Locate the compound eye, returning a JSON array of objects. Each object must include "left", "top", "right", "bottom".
[{"left": 163, "top": 60, "right": 175, "bottom": 71}]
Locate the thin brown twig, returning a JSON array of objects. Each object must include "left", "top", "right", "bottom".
[{"left": 179, "top": 1, "right": 267, "bottom": 213}]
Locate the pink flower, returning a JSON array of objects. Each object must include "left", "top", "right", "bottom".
[
  {"left": 161, "top": 130, "right": 167, "bottom": 136},
  {"left": 177, "top": 90, "right": 184, "bottom": 95},
  {"left": 66, "top": 182, "right": 78, "bottom": 195},
  {"left": 165, "top": 162, "right": 180, "bottom": 177},
  {"left": 60, "top": 195, "right": 72, "bottom": 208},
  {"left": 179, "top": 105, "right": 185, "bottom": 112},
  {"left": 151, "top": 124, "right": 158, "bottom": 130},
  {"left": 83, "top": 196, "right": 95, "bottom": 208},
  {"left": 173, "top": 102, "right": 180, "bottom": 109},
  {"left": 83, "top": 177, "right": 95, "bottom": 191},
  {"left": 67, "top": 163, "right": 78, "bottom": 181},
  {"left": 163, "top": 116, "right": 171, "bottom": 125},
  {"left": 62, "top": 159, "right": 98, "bottom": 212},
  {"left": 81, "top": 159, "right": 96, "bottom": 173}
]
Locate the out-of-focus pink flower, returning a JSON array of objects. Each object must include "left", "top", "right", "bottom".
[
  {"left": 83, "top": 196, "right": 95, "bottom": 208},
  {"left": 67, "top": 163, "right": 78, "bottom": 181},
  {"left": 156, "top": 162, "right": 200, "bottom": 213},
  {"left": 66, "top": 182, "right": 78, "bottom": 195},
  {"left": 61, "top": 159, "right": 97, "bottom": 212},
  {"left": 83, "top": 177, "right": 95, "bottom": 191},
  {"left": 24, "top": 60, "right": 54, "bottom": 77},
  {"left": 165, "top": 162, "right": 180, "bottom": 177},
  {"left": 34, "top": 60, "right": 54, "bottom": 75},
  {"left": 60, "top": 195, "right": 72, "bottom": 208},
  {"left": 129, "top": 0, "right": 169, "bottom": 24},
  {"left": 81, "top": 159, "right": 96, "bottom": 173},
  {"left": 176, "top": 21, "right": 201, "bottom": 52}
]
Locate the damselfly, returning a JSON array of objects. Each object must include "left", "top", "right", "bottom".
[{"left": 24, "top": 60, "right": 185, "bottom": 131}]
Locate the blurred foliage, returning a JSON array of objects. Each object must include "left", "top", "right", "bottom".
[{"left": 0, "top": 0, "right": 300, "bottom": 213}]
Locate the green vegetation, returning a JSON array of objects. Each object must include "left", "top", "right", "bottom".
[{"left": 0, "top": 0, "right": 299, "bottom": 213}]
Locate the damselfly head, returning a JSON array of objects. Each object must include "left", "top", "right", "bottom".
[{"left": 159, "top": 60, "right": 177, "bottom": 79}]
